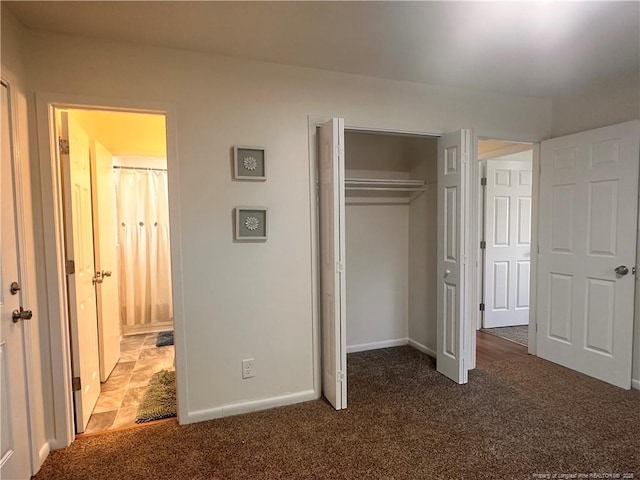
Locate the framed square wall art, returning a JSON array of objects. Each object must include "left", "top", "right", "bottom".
[
  {"left": 235, "top": 207, "right": 268, "bottom": 241},
  {"left": 234, "top": 146, "right": 266, "bottom": 180}
]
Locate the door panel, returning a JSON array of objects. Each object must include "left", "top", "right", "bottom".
[
  {"left": 437, "top": 129, "right": 470, "bottom": 384},
  {"left": 60, "top": 112, "right": 101, "bottom": 431},
  {"left": 484, "top": 159, "right": 532, "bottom": 328},
  {"left": 0, "top": 82, "right": 31, "bottom": 480},
  {"left": 318, "top": 118, "right": 346, "bottom": 410},
  {"left": 537, "top": 120, "right": 640, "bottom": 389},
  {"left": 92, "top": 140, "right": 121, "bottom": 382}
]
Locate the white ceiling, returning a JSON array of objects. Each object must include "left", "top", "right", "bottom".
[{"left": 7, "top": 1, "right": 639, "bottom": 98}]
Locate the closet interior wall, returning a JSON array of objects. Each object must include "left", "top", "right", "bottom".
[{"left": 344, "top": 131, "right": 438, "bottom": 354}]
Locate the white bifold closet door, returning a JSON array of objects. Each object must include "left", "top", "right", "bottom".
[
  {"left": 483, "top": 160, "right": 532, "bottom": 328},
  {"left": 318, "top": 118, "right": 347, "bottom": 410},
  {"left": 537, "top": 120, "right": 640, "bottom": 389},
  {"left": 437, "top": 129, "right": 471, "bottom": 385}
]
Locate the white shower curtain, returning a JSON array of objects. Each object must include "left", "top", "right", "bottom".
[{"left": 114, "top": 168, "right": 173, "bottom": 332}]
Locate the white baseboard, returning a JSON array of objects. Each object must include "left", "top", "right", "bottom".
[
  {"left": 407, "top": 339, "right": 437, "bottom": 358},
  {"left": 184, "top": 389, "right": 316, "bottom": 425},
  {"left": 47, "top": 437, "right": 70, "bottom": 451},
  {"left": 34, "top": 441, "right": 50, "bottom": 473},
  {"left": 346, "top": 338, "right": 408, "bottom": 354},
  {"left": 632, "top": 378, "right": 640, "bottom": 390}
]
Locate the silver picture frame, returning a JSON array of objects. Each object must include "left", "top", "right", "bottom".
[
  {"left": 234, "top": 207, "right": 268, "bottom": 241},
  {"left": 233, "top": 146, "right": 266, "bottom": 181}
]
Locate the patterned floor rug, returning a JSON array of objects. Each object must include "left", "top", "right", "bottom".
[
  {"left": 480, "top": 325, "right": 528, "bottom": 346},
  {"left": 156, "top": 330, "right": 174, "bottom": 347},
  {"left": 135, "top": 370, "right": 177, "bottom": 423}
]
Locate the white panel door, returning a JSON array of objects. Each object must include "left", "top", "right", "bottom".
[
  {"left": 60, "top": 112, "right": 101, "bottom": 431},
  {"left": 0, "top": 82, "right": 32, "bottom": 480},
  {"left": 318, "top": 118, "right": 347, "bottom": 410},
  {"left": 484, "top": 160, "right": 532, "bottom": 328},
  {"left": 437, "top": 129, "right": 471, "bottom": 384},
  {"left": 92, "top": 140, "right": 121, "bottom": 382},
  {"left": 537, "top": 120, "right": 640, "bottom": 389}
]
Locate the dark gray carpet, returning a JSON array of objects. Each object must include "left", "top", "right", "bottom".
[
  {"left": 481, "top": 325, "right": 529, "bottom": 346},
  {"left": 34, "top": 347, "right": 640, "bottom": 479}
]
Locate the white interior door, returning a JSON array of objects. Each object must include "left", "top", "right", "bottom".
[
  {"left": 0, "top": 82, "right": 32, "bottom": 480},
  {"left": 91, "top": 140, "right": 121, "bottom": 382},
  {"left": 537, "top": 120, "right": 640, "bottom": 389},
  {"left": 437, "top": 129, "right": 471, "bottom": 384},
  {"left": 318, "top": 118, "right": 347, "bottom": 410},
  {"left": 60, "top": 111, "right": 101, "bottom": 431},
  {"left": 484, "top": 159, "right": 532, "bottom": 328}
]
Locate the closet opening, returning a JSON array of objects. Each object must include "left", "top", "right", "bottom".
[
  {"left": 318, "top": 125, "right": 442, "bottom": 408},
  {"left": 344, "top": 130, "right": 438, "bottom": 357},
  {"left": 55, "top": 108, "right": 177, "bottom": 435},
  {"left": 476, "top": 139, "right": 534, "bottom": 365}
]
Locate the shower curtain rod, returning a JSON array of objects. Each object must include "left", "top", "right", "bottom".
[{"left": 113, "top": 165, "right": 167, "bottom": 172}]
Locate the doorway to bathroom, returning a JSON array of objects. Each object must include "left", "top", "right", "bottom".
[{"left": 56, "top": 108, "right": 176, "bottom": 434}]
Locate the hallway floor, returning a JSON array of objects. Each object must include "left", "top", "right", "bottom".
[{"left": 83, "top": 333, "right": 175, "bottom": 434}]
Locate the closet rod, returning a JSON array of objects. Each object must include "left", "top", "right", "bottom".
[
  {"left": 113, "top": 166, "right": 167, "bottom": 172},
  {"left": 346, "top": 186, "right": 426, "bottom": 192},
  {"left": 345, "top": 178, "right": 425, "bottom": 186}
]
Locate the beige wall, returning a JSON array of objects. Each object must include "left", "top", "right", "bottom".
[
  {"left": 551, "top": 72, "right": 640, "bottom": 137},
  {"left": 408, "top": 138, "right": 438, "bottom": 353},
  {"left": 346, "top": 204, "right": 409, "bottom": 349},
  {"left": 19, "top": 23, "right": 552, "bottom": 441}
]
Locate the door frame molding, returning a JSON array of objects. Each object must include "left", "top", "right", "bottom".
[
  {"left": 1, "top": 66, "right": 43, "bottom": 473},
  {"left": 35, "top": 92, "right": 185, "bottom": 448},
  {"left": 480, "top": 156, "right": 535, "bottom": 329},
  {"left": 473, "top": 133, "right": 543, "bottom": 360},
  {"left": 307, "top": 116, "right": 457, "bottom": 396}
]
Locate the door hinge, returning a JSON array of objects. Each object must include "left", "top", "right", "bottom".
[
  {"left": 59, "top": 138, "right": 69, "bottom": 155},
  {"left": 65, "top": 259, "right": 75, "bottom": 275},
  {"left": 479, "top": 303, "right": 485, "bottom": 312},
  {"left": 480, "top": 240, "right": 486, "bottom": 249},
  {"left": 337, "top": 371, "right": 345, "bottom": 382},
  {"left": 336, "top": 261, "right": 345, "bottom": 273},
  {"left": 72, "top": 376, "right": 81, "bottom": 392},
  {"left": 481, "top": 177, "right": 487, "bottom": 186}
]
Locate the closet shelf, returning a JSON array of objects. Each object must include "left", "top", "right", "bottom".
[
  {"left": 345, "top": 178, "right": 426, "bottom": 191},
  {"left": 345, "top": 178, "right": 429, "bottom": 204}
]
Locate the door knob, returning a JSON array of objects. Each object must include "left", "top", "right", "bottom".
[
  {"left": 92, "top": 272, "right": 103, "bottom": 285},
  {"left": 9, "top": 281, "right": 21, "bottom": 295},
  {"left": 615, "top": 265, "right": 629, "bottom": 276},
  {"left": 444, "top": 269, "right": 451, "bottom": 278},
  {"left": 12, "top": 307, "right": 33, "bottom": 323}
]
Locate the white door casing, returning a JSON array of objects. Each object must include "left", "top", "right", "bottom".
[
  {"left": 437, "top": 129, "right": 471, "bottom": 384},
  {"left": 0, "top": 81, "right": 32, "bottom": 480},
  {"left": 484, "top": 159, "right": 532, "bottom": 328},
  {"left": 91, "top": 140, "right": 121, "bottom": 382},
  {"left": 318, "top": 118, "right": 347, "bottom": 410},
  {"left": 537, "top": 120, "right": 640, "bottom": 389},
  {"left": 60, "top": 112, "right": 101, "bottom": 431}
]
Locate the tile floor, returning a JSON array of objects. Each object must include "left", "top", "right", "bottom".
[{"left": 83, "top": 332, "right": 175, "bottom": 434}]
